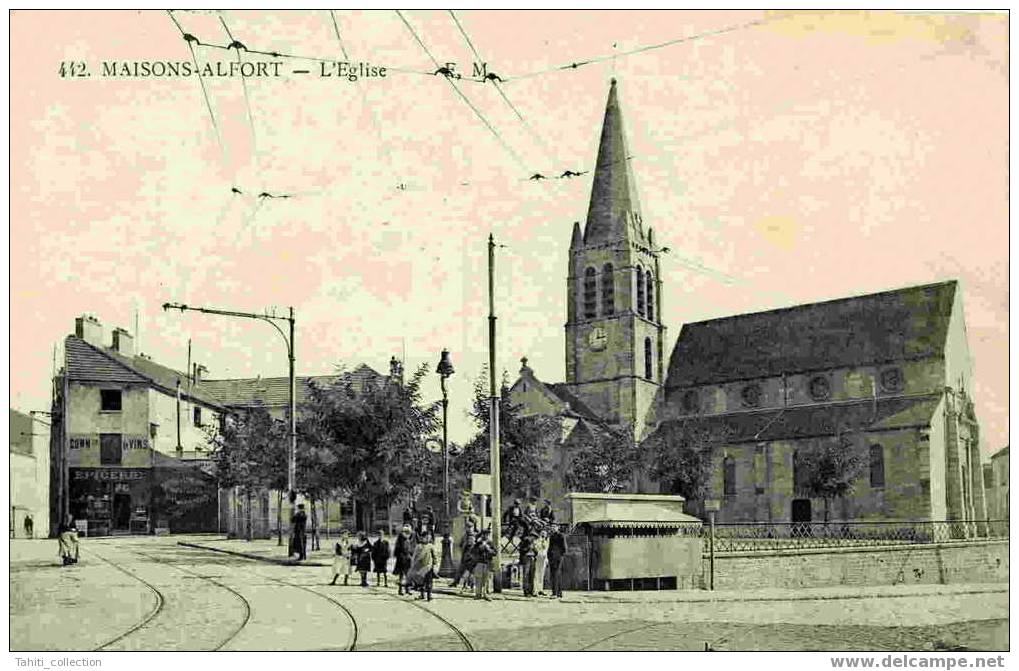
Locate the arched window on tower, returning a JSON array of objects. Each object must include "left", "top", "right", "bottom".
[
  {"left": 636, "top": 266, "right": 646, "bottom": 317},
  {"left": 602, "top": 263, "right": 614, "bottom": 315},
  {"left": 870, "top": 444, "right": 885, "bottom": 488},
  {"left": 646, "top": 270, "right": 655, "bottom": 322},
  {"left": 583, "top": 267, "right": 597, "bottom": 319},
  {"left": 644, "top": 337, "right": 653, "bottom": 380},
  {"left": 723, "top": 456, "right": 736, "bottom": 497}
]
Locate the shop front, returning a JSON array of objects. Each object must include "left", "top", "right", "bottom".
[{"left": 70, "top": 468, "right": 152, "bottom": 536}]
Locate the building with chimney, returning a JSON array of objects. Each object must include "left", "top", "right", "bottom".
[
  {"left": 51, "top": 315, "right": 406, "bottom": 537},
  {"left": 51, "top": 315, "right": 226, "bottom": 536},
  {"left": 508, "top": 79, "right": 989, "bottom": 526}
]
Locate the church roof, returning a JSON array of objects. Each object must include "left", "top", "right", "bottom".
[
  {"left": 667, "top": 280, "right": 958, "bottom": 387},
  {"left": 653, "top": 394, "right": 942, "bottom": 445},
  {"left": 583, "top": 78, "right": 645, "bottom": 245},
  {"left": 546, "top": 383, "right": 603, "bottom": 423}
]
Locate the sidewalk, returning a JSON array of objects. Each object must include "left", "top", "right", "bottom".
[{"left": 177, "top": 537, "right": 1008, "bottom": 605}]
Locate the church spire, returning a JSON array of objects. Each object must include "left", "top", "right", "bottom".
[
  {"left": 569, "top": 221, "right": 583, "bottom": 249},
  {"left": 583, "top": 78, "right": 643, "bottom": 245}
]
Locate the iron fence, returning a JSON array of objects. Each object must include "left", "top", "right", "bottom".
[{"left": 704, "top": 519, "right": 1008, "bottom": 554}]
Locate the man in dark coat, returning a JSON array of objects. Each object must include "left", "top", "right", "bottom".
[
  {"left": 371, "top": 531, "right": 391, "bottom": 586},
  {"left": 291, "top": 504, "right": 308, "bottom": 561},
  {"left": 503, "top": 499, "right": 523, "bottom": 538},
  {"left": 518, "top": 532, "right": 538, "bottom": 597},
  {"left": 547, "top": 524, "right": 568, "bottom": 598},
  {"left": 421, "top": 506, "right": 435, "bottom": 534}
]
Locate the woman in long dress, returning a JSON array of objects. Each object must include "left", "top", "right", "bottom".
[
  {"left": 407, "top": 530, "right": 438, "bottom": 601},
  {"left": 533, "top": 528, "right": 550, "bottom": 596}
]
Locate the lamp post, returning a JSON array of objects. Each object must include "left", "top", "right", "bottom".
[
  {"left": 162, "top": 302, "right": 297, "bottom": 549},
  {"left": 436, "top": 349, "right": 455, "bottom": 523}
]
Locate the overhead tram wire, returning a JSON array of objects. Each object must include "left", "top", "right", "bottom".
[
  {"left": 167, "top": 10, "right": 224, "bottom": 157},
  {"left": 328, "top": 10, "right": 394, "bottom": 179},
  {"left": 395, "top": 9, "right": 527, "bottom": 172},
  {"left": 218, "top": 12, "right": 259, "bottom": 155},
  {"left": 502, "top": 14, "right": 786, "bottom": 83},
  {"left": 448, "top": 10, "right": 560, "bottom": 169}
]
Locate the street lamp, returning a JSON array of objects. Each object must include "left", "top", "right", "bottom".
[
  {"left": 436, "top": 348, "right": 455, "bottom": 523},
  {"left": 162, "top": 302, "right": 297, "bottom": 549}
]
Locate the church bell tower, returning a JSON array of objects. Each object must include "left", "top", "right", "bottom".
[{"left": 565, "top": 78, "right": 666, "bottom": 439}]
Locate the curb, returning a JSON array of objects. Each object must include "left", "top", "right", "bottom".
[
  {"left": 177, "top": 541, "right": 330, "bottom": 567},
  {"left": 176, "top": 542, "right": 1007, "bottom": 606}
]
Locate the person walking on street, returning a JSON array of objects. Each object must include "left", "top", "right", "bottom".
[
  {"left": 57, "top": 515, "right": 79, "bottom": 566},
  {"left": 330, "top": 534, "right": 352, "bottom": 586},
  {"left": 472, "top": 529, "right": 495, "bottom": 601},
  {"left": 24, "top": 514, "right": 34, "bottom": 539},
  {"left": 518, "top": 531, "right": 538, "bottom": 597},
  {"left": 371, "top": 530, "right": 391, "bottom": 587},
  {"left": 393, "top": 525, "right": 415, "bottom": 596},
  {"left": 533, "top": 528, "right": 550, "bottom": 596},
  {"left": 548, "top": 524, "right": 568, "bottom": 598},
  {"left": 291, "top": 504, "right": 308, "bottom": 561},
  {"left": 354, "top": 532, "right": 373, "bottom": 587},
  {"left": 408, "top": 530, "right": 438, "bottom": 601}
]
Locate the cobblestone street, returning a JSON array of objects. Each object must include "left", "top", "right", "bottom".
[{"left": 9, "top": 536, "right": 1008, "bottom": 651}]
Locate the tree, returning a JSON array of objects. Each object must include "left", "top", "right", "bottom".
[
  {"left": 643, "top": 420, "right": 733, "bottom": 513},
  {"left": 455, "top": 367, "right": 559, "bottom": 501},
  {"left": 797, "top": 436, "right": 865, "bottom": 522},
  {"left": 206, "top": 406, "right": 288, "bottom": 540},
  {"left": 299, "top": 364, "right": 440, "bottom": 531},
  {"left": 563, "top": 424, "right": 637, "bottom": 494}
]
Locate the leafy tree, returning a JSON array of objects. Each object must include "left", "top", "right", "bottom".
[
  {"left": 298, "top": 364, "right": 440, "bottom": 531},
  {"left": 455, "top": 367, "right": 559, "bottom": 502},
  {"left": 206, "top": 406, "right": 288, "bottom": 540},
  {"left": 563, "top": 424, "right": 637, "bottom": 493},
  {"left": 642, "top": 420, "right": 733, "bottom": 513},
  {"left": 797, "top": 436, "right": 865, "bottom": 522}
]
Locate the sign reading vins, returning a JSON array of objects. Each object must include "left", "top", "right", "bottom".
[{"left": 68, "top": 435, "right": 150, "bottom": 450}]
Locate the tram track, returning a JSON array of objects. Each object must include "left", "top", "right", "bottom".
[
  {"left": 84, "top": 547, "right": 167, "bottom": 651},
  {"left": 369, "top": 586, "right": 475, "bottom": 651},
  {"left": 254, "top": 571, "right": 359, "bottom": 651},
  {"left": 86, "top": 543, "right": 252, "bottom": 651},
  {"left": 126, "top": 545, "right": 253, "bottom": 651}
]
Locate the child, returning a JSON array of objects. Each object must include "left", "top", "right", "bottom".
[
  {"left": 371, "top": 531, "right": 391, "bottom": 587},
  {"left": 330, "top": 533, "right": 352, "bottom": 586},
  {"left": 354, "top": 532, "right": 373, "bottom": 587}
]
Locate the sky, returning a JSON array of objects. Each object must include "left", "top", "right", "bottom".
[{"left": 10, "top": 10, "right": 1008, "bottom": 454}]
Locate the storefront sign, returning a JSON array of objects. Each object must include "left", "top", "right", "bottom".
[
  {"left": 68, "top": 435, "right": 150, "bottom": 450},
  {"left": 72, "top": 469, "right": 148, "bottom": 481}
]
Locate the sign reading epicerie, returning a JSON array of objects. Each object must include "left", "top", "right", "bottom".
[{"left": 72, "top": 469, "right": 148, "bottom": 481}]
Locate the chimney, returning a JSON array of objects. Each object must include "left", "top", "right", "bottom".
[
  {"left": 192, "top": 364, "right": 207, "bottom": 383},
  {"left": 74, "top": 315, "right": 104, "bottom": 348},
  {"left": 111, "top": 328, "right": 134, "bottom": 357}
]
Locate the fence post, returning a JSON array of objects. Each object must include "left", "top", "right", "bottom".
[{"left": 709, "top": 511, "right": 716, "bottom": 591}]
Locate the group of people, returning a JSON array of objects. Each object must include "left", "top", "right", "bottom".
[
  {"left": 321, "top": 496, "right": 569, "bottom": 600},
  {"left": 515, "top": 524, "right": 567, "bottom": 598},
  {"left": 330, "top": 530, "right": 391, "bottom": 587},
  {"left": 502, "top": 498, "right": 556, "bottom": 541}
]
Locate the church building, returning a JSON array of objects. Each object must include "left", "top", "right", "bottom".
[{"left": 509, "top": 78, "right": 989, "bottom": 525}]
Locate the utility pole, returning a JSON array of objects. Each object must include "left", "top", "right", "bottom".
[
  {"left": 162, "top": 302, "right": 298, "bottom": 550},
  {"left": 488, "top": 234, "right": 503, "bottom": 592}
]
